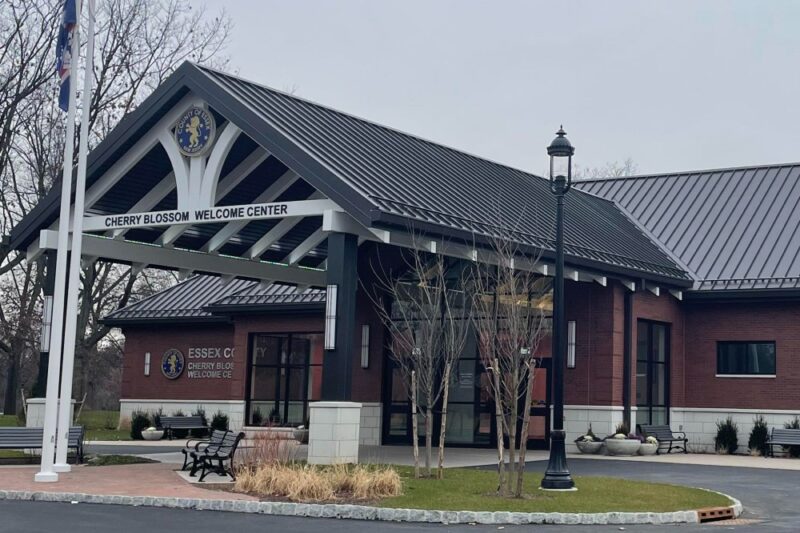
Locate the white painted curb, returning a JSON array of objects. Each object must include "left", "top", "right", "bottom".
[{"left": 0, "top": 489, "right": 743, "bottom": 525}]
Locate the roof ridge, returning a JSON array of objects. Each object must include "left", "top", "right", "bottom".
[
  {"left": 192, "top": 63, "right": 562, "bottom": 189},
  {"left": 576, "top": 161, "right": 800, "bottom": 183}
]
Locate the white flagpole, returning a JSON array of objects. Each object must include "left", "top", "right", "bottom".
[
  {"left": 36, "top": 1, "right": 82, "bottom": 483},
  {"left": 55, "top": 0, "right": 95, "bottom": 472}
]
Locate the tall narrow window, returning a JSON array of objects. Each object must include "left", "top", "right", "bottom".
[
  {"left": 360, "top": 324, "right": 370, "bottom": 368},
  {"left": 567, "top": 320, "right": 576, "bottom": 368},
  {"left": 324, "top": 285, "right": 338, "bottom": 350}
]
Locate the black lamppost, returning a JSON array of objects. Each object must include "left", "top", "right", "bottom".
[{"left": 541, "top": 126, "right": 576, "bottom": 491}]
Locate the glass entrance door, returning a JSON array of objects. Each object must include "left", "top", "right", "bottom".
[
  {"left": 636, "top": 321, "right": 670, "bottom": 425},
  {"left": 247, "top": 333, "right": 323, "bottom": 426}
]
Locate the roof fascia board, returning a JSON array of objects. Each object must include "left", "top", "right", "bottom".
[{"left": 9, "top": 65, "right": 196, "bottom": 251}]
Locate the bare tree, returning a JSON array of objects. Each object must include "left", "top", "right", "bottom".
[
  {"left": 368, "top": 243, "right": 470, "bottom": 478},
  {"left": 471, "top": 237, "right": 550, "bottom": 497},
  {"left": 0, "top": 0, "right": 231, "bottom": 413},
  {"left": 572, "top": 157, "right": 639, "bottom": 181}
]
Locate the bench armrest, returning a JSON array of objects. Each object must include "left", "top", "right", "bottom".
[
  {"left": 186, "top": 438, "right": 210, "bottom": 450},
  {"left": 673, "top": 431, "right": 687, "bottom": 439}
]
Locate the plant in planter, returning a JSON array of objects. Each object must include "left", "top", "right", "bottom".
[
  {"left": 574, "top": 425, "right": 603, "bottom": 454},
  {"left": 639, "top": 435, "right": 659, "bottom": 455},
  {"left": 605, "top": 424, "right": 641, "bottom": 456},
  {"left": 293, "top": 419, "right": 310, "bottom": 444},
  {"left": 141, "top": 426, "right": 164, "bottom": 441}
]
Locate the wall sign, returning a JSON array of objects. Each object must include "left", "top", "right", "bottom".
[
  {"left": 81, "top": 198, "right": 335, "bottom": 232},
  {"left": 185, "top": 346, "right": 235, "bottom": 380},
  {"left": 161, "top": 348, "right": 185, "bottom": 379},
  {"left": 175, "top": 106, "right": 216, "bottom": 157}
]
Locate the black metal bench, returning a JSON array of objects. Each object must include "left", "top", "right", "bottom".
[
  {"left": 0, "top": 426, "right": 84, "bottom": 463},
  {"left": 638, "top": 424, "right": 688, "bottom": 454},
  {"left": 766, "top": 428, "right": 800, "bottom": 457},
  {"left": 158, "top": 415, "right": 208, "bottom": 440},
  {"left": 193, "top": 431, "right": 245, "bottom": 482},
  {"left": 181, "top": 429, "right": 229, "bottom": 471}
]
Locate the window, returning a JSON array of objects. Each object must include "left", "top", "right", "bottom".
[
  {"left": 717, "top": 342, "right": 776, "bottom": 376},
  {"left": 247, "top": 333, "right": 324, "bottom": 426}
]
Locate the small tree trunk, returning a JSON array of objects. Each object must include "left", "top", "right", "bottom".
[
  {"left": 515, "top": 368, "right": 535, "bottom": 497},
  {"left": 505, "top": 370, "right": 520, "bottom": 495},
  {"left": 492, "top": 360, "right": 505, "bottom": 495},
  {"left": 425, "top": 405, "right": 433, "bottom": 477},
  {"left": 3, "top": 355, "right": 19, "bottom": 414},
  {"left": 437, "top": 362, "right": 452, "bottom": 479},
  {"left": 411, "top": 370, "right": 420, "bottom": 479}
]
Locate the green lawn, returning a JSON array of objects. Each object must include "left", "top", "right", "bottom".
[
  {"left": 0, "top": 410, "right": 129, "bottom": 440},
  {"left": 0, "top": 414, "right": 19, "bottom": 427},
  {"left": 378, "top": 467, "right": 731, "bottom": 513},
  {"left": 76, "top": 410, "right": 129, "bottom": 441}
]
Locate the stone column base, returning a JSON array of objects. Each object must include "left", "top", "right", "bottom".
[
  {"left": 308, "top": 401, "right": 361, "bottom": 465},
  {"left": 25, "top": 398, "right": 75, "bottom": 428}
]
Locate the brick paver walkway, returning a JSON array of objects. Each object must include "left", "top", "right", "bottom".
[{"left": 0, "top": 463, "right": 256, "bottom": 500}]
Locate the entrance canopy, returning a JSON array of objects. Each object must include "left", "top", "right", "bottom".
[{"left": 10, "top": 62, "right": 691, "bottom": 292}]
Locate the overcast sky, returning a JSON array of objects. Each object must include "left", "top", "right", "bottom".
[{"left": 220, "top": 0, "right": 799, "bottom": 176}]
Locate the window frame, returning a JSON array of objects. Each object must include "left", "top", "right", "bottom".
[{"left": 716, "top": 340, "right": 776, "bottom": 378}]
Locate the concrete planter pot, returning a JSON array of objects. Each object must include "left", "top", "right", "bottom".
[
  {"left": 575, "top": 440, "right": 603, "bottom": 454},
  {"left": 293, "top": 428, "right": 309, "bottom": 444},
  {"left": 639, "top": 442, "right": 658, "bottom": 455},
  {"left": 605, "top": 438, "right": 641, "bottom": 456},
  {"left": 141, "top": 429, "right": 164, "bottom": 441}
]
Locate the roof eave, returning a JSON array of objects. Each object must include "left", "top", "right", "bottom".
[{"left": 369, "top": 210, "right": 693, "bottom": 288}]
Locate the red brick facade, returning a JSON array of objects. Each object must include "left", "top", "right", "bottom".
[
  {"left": 120, "top": 281, "right": 800, "bottom": 422},
  {"left": 683, "top": 300, "right": 800, "bottom": 410}
]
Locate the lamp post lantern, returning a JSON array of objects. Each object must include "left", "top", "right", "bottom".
[{"left": 541, "top": 126, "right": 576, "bottom": 491}]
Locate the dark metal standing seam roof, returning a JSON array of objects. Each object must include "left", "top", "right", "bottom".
[
  {"left": 9, "top": 62, "right": 689, "bottom": 286},
  {"left": 102, "top": 275, "right": 325, "bottom": 325},
  {"left": 576, "top": 163, "right": 800, "bottom": 291},
  {"left": 193, "top": 65, "right": 689, "bottom": 284}
]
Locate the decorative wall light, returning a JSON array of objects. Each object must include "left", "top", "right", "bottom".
[
  {"left": 324, "top": 284, "right": 338, "bottom": 350},
  {"left": 144, "top": 352, "right": 151, "bottom": 376},
  {"left": 40, "top": 295, "right": 53, "bottom": 352},
  {"left": 360, "top": 324, "right": 370, "bottom": 368},
  {"left": 567, "top": 320, "right": 577, "bottom": 369}
]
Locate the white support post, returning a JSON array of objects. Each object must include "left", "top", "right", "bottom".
[
  {"left": 55, "top": 0, "right": 95, "bottom": 473},
  {"left": 36, "top": 0, "right": 82, "bottom": 484}
]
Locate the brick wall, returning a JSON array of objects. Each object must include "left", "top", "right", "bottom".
[
  {"left": 563, "top": 281, "right": 625, "bottom": 406},
  {"left": 683, "top": 299, "right": 800, "bottom": 410},
  {"left": 121, "top": 323, "right": 238, "bottom": 400}
]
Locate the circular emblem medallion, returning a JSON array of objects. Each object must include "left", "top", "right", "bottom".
[
  {"left": 161, "top": 348, "right": 185, "bottom": 380},
  {"left": 174, "top": 106, "right": 216, "bottom": 156}
]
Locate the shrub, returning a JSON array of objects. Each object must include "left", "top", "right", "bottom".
[
  {"left": 748, "top": 415, "right": 769, "bottom": 456},
  {"left": 130, "top": 410, "right": 151, "bottom": 440},
  {"left": 240, "top": 429, "right": 297, "bottom": 466},
  {"left": 614, "top": 421, "right": 630, "bottom": 436},
  {"left": 211, "top": 411, "right": 229, "bottom": 431},
  {"left": 714, "top": 416, "right": 738, "bottom": 454},
  {"left": 103, "top": 411, "right": 117, "bottom": 430},
  {"left": 784, "top": 416, "right": 800, "bottom": 458},
  {"left": 251, "top": 407, "right": 264, "bottom": 426},
  {"left": 190, "top": 408, "right": 208, "bottom": 438}
]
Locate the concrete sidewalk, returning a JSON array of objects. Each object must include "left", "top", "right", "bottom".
[
  {"left": 565, "top": 451, "right": 800, "bottom": 471},
  {"left": 0, "top": 463, "right": 256, "bottom": 500}
]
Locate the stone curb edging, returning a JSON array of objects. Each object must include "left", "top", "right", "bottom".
[{"left": 0, "top": 490, "right": 742, "bottom": 526}]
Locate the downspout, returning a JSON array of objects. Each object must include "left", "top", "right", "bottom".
[{"left": 622, "top": 287, "right": 633, "bottom": 429}]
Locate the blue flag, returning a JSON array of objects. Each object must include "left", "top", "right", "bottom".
[{"left": 56, "top": 0, "right": 78, "bottom": 112}]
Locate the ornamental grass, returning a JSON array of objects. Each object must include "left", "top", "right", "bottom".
[{"left": 235, "top": 463, "right": 402, "bottom": 502}]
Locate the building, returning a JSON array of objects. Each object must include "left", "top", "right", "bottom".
[{"left": 9, "top": 63, "right": 799, "bottom": 453}]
